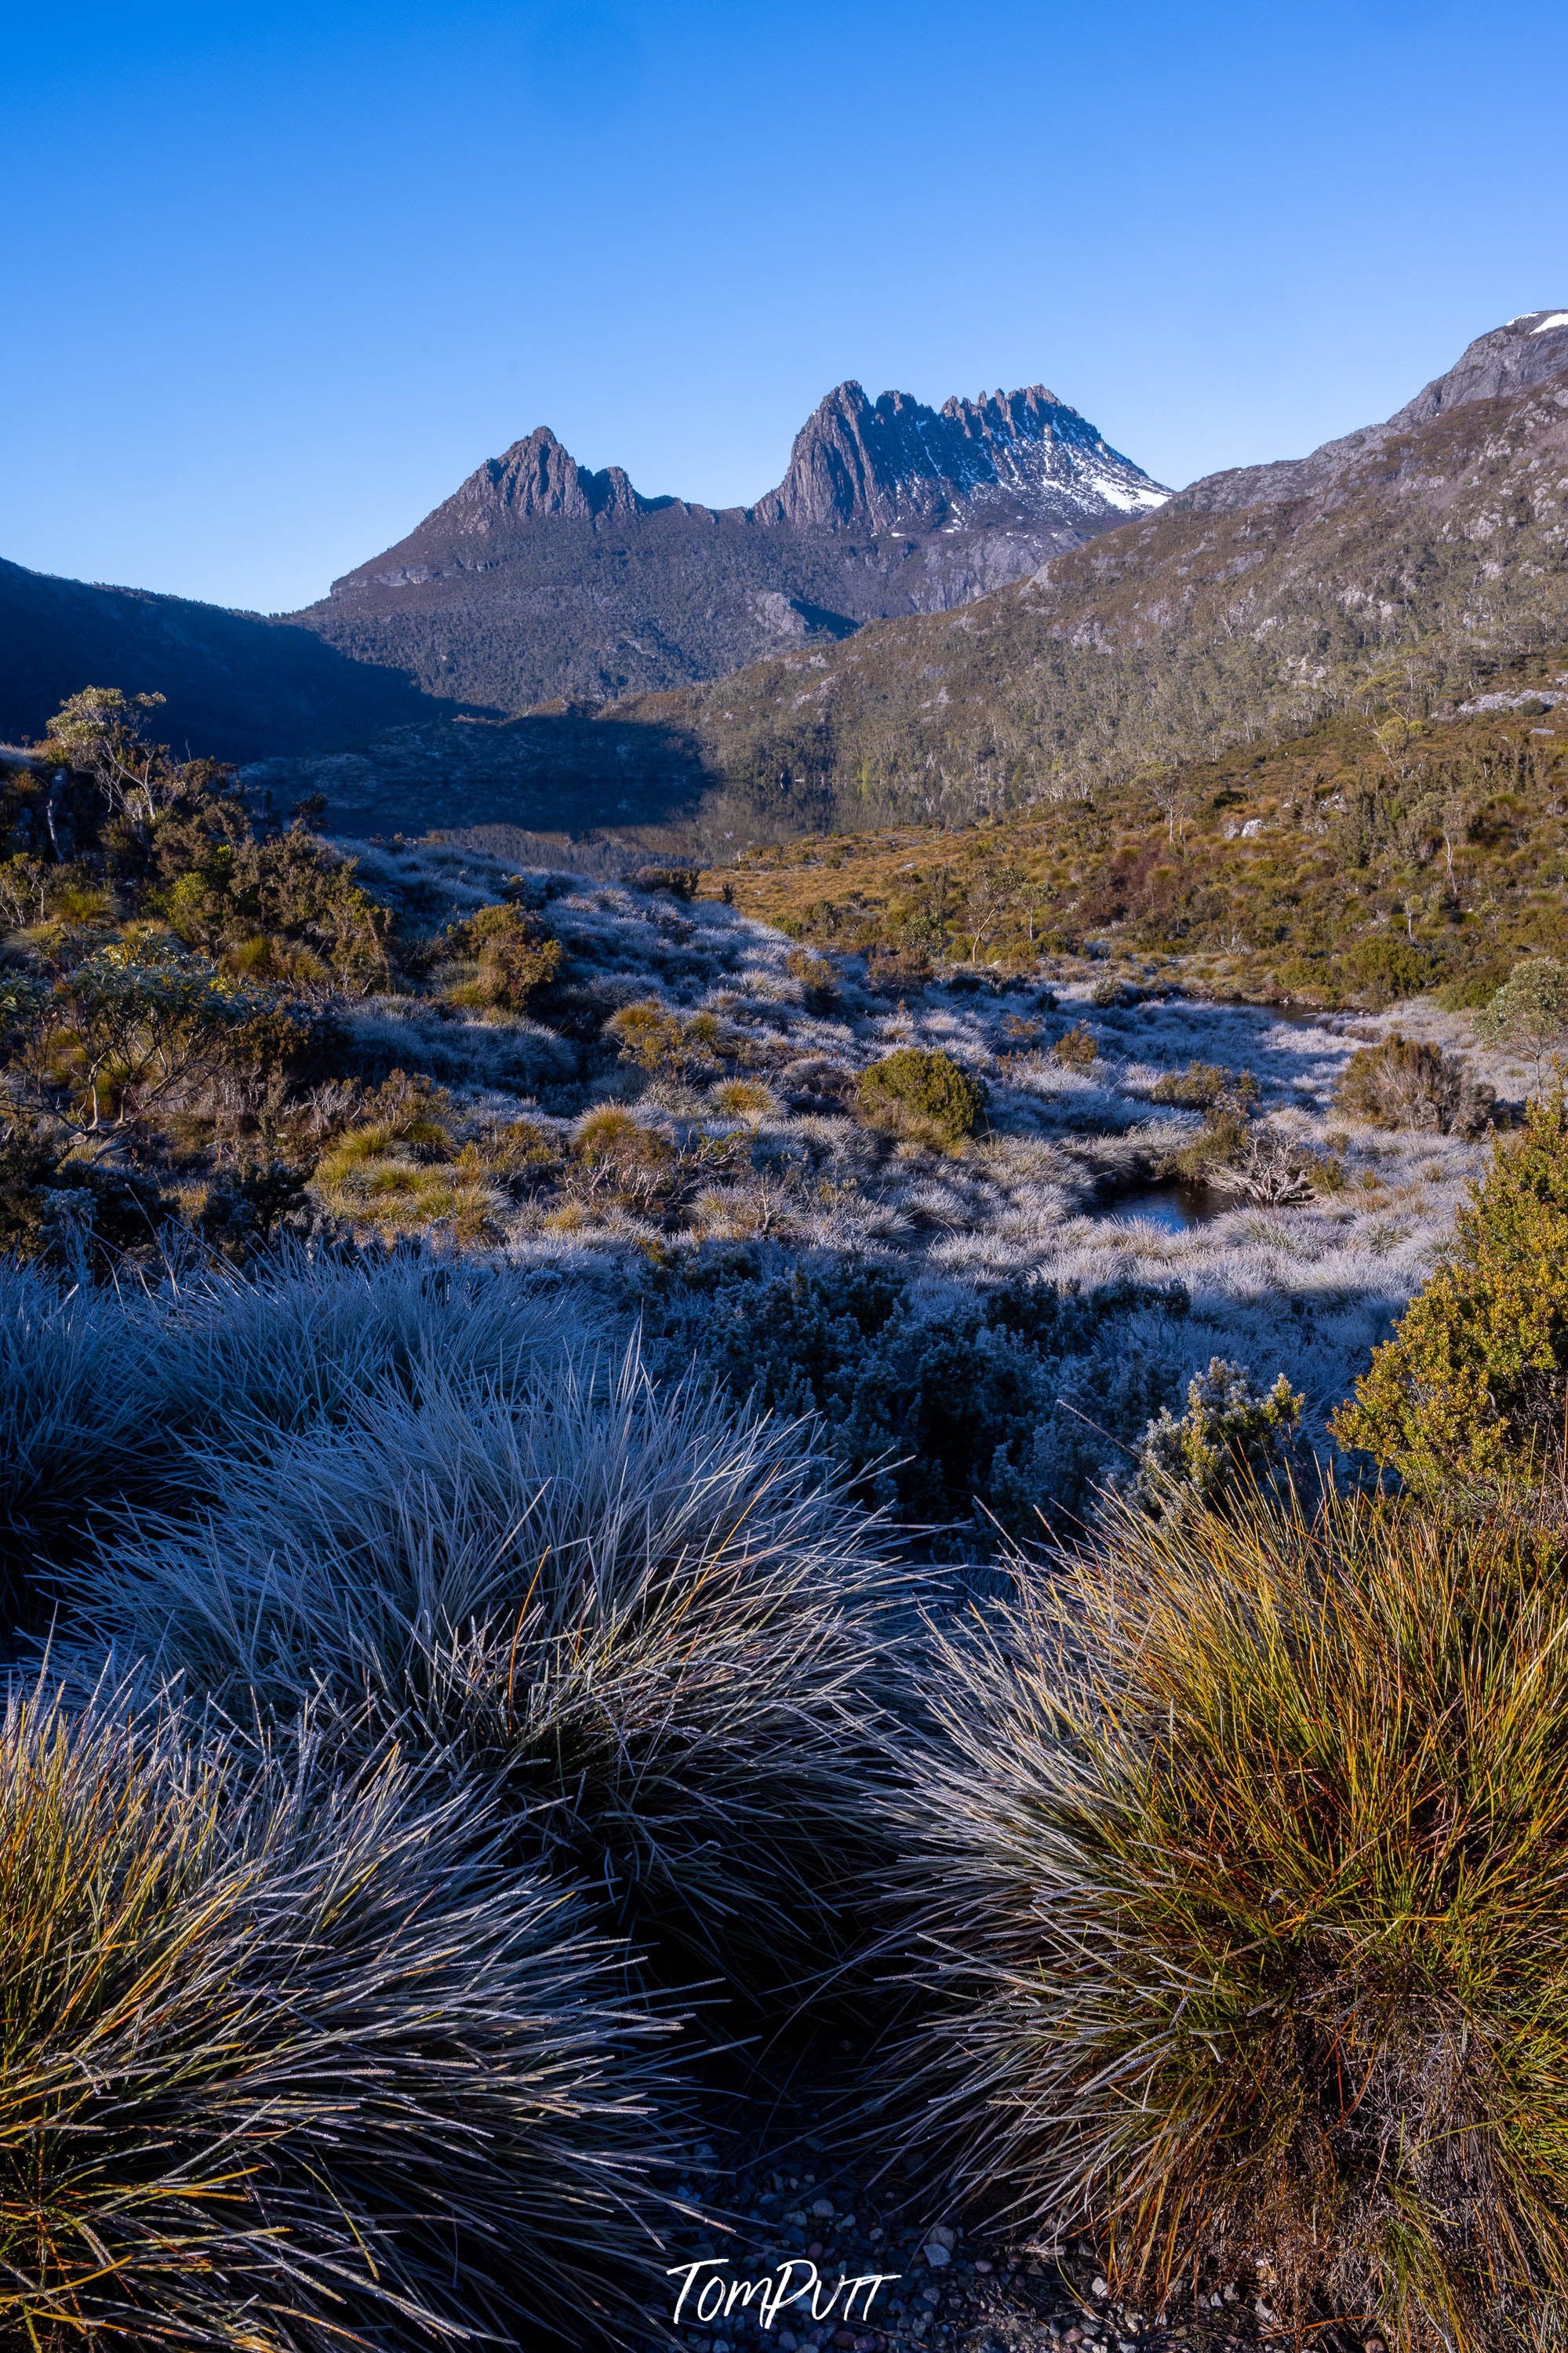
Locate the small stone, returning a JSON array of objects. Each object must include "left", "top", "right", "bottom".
[
  {"left": 1092, "top": 2278, "right": 1110, "bottom": 2300},
  {"left": 929, "top": 2224, "right": 958, "bottom": 2249},
  {"left": 808, "top": 2240, "right": 824, "bottom": 2260},
  {"left": 974, "top": 2258, "right": 993, "bottom": 2274},
  {"left": 923, "top": 2241, "right": 951, "bottom": 2267},
  {"left": 922, "top": 2286, "right": 942, "bottom": 2305},
  {"left": 813, "top": 2197, "right": 836, "bottom": 2218},
  {"left": 787, "top": 2211, "right": 807, "bottom": 2227}
]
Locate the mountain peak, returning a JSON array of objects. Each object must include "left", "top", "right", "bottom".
[
  {"left": 1388, "top": 310, "right": 1568, "bottom": 428},
  {"left": 446, "top": 426, "right": 651, "bottom": 530},
  {"left": 1172, "top": 310, "right": 1568, "bottom": 522},
  {"left": 753, "top": 377, "right": 1167, "bottom": 534}
]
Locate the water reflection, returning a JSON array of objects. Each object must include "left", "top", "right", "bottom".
[{"left": 1098, "top": 1182, "right": 1229, "bottom": 1233}]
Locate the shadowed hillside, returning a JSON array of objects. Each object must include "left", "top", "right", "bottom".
[{"left": 0, "top": 557, "right": 464, "bottom": 761}]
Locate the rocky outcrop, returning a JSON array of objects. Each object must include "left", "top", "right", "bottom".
[
  {"left": 1175, "top": 311, "right": 1568, "bottom": 518},
  {"left": 752, "top": 381, "right": 1166, "bottom": 535}
]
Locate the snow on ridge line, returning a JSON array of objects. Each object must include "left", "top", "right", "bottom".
[{"left": 1530, "top": 311, "right": 1568, "bottom": 334}]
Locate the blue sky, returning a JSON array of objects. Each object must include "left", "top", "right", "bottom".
[{"left": 2, "top": 0, "right": 1564, "bottom": 615}]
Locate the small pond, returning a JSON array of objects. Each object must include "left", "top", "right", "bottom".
[{"left": 1094, "top": 1181, "right": 1231, "bottom": 1233}]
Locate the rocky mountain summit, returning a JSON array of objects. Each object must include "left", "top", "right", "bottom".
[
  {"left": 751, "top": 379, "right": 1165, "bottom": 535},
  {"left": 293, "top": 378, "right": 1166, "bottom": 711},
  {"left": 1177, "top": 308, "right": 1568, "bottom": 516}
]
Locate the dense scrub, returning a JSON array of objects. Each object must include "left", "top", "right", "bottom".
[
  {"left": 1336, "top": 1085, "right": 1568, "bottom": 1492},
  {"left": 723, "top": 679, "right": 1568, "bottom": 1010}
]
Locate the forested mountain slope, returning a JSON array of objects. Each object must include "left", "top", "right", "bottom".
[{"left": 609, "top": 313, "right": 1568, "bottom": 843}]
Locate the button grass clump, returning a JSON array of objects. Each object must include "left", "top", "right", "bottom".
[
  {"left": 0, "top": 1681, "right": 685, "bottom": 2350},
  {"left": 73, "top": 1335, "right": 906, "bottom": 2002},
  {"left": 884, "top": 1487, "right": 1568, "bottom": 2352}
]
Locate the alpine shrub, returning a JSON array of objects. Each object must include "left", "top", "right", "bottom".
[
  {"left": 1334, "top": 1087, "right": 1568, "bottom": 1492},
  {"left": 855, "top": 1047, "right": 986, "bottom": 1146},
  {"left": 1333, "top": 1032, "right": 1495, "bottom": 1136}
]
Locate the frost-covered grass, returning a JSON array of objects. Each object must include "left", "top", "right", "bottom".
[{"left": 325, "top": 839, "right": 1517, "bottom": 1464}]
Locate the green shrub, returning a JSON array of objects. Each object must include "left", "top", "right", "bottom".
[
  {"left": 865, "top": 944, "right": 932, "bottom": 996},
  {"left": 887, "top": 1488, "right": 1568, "bottom": 2349},
  {"left": 1148, "top": 1059, "right": 1249, "bottom": 1109},
  {"left": 0, "top": 1682, "right": 682, "bottom": 2348},
  {"left": 1129, "top": 1356, "right": 1303, "bottom": 1517},
  {"left": 855, "top": 1046, "right": 987, "bottom": 1146},
  {"left": 1476, "top": 958, "right": 1568, "bottom": 1069},
  {"left": 1051, "top": 1020, "right": 1099, "bottom": 1069},
  {"left": 1333, "top": 1087, "right": 1568, "bottom": 1492},
  {"left": 1165, "top": 1095, "right": 1253, "bottom": 1182},
  {"left": 785, "top": 945, "right": 839, "bottom": 1011},
  {"left": 631, "top": 863, "right": 699, "bottom": 900},
  {"left": 1345, "top": 936, "right": 1444, "bottom": 1006},
  {"left": 440, "top": 902, "right": 562, "bottom": 1011},
  {"left": 604, "top": 996, "right": 687, "bottom": 1074},
  {"left": 1333, "top": 1031, "right": 1496, "bottom": 1135},
  {"left": 1435, "top": 962, "right": 1512, "bottom": 1013}
]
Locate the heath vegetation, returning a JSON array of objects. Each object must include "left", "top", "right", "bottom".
[{"left": 9, "top": 678, "right": 1568, "bottom": 2348}]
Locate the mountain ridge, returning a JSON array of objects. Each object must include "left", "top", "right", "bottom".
[{"left": 292, "top": 375, "right": 1167, "bottom": 710}]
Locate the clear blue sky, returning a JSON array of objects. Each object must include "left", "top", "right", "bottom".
[{"left": 2, "top": 0, "right": 1564, "bottom": 616}]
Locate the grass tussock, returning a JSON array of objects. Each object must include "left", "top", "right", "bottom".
[
  {"left": 886, "top": 1486, "right": 1568, "bottom": 2351},
  {"left": 0, "top": 1681, "right": 682, "bottom": 2350},
  {"left": 75, "top": 1339, "right": 904, "bottom": 1997}
]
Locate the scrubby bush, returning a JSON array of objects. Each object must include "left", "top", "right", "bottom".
[
  {"left": 438, "top": 901, "right": 562, "bottom": 1011},
  {"left": 1149, "top": 1060, "right": 1253, "bottom": 1109},
  {"left": 784, "top": 945, "right": 839, "bottom": 1012},
  {"left": 0, "top": 1682, "right": 682, "bottom": 2350},
  {"left": 631, "top": 864, "right": 699, "bottom": 900},
  {"left": 1089, "top": 972, "right": 1136, "bottom": 1008},
  {"left": 1334, "top": 1087, "right": 1568, "bottom": 1492},
  {"left": 886, "top": 1488, "right": 1568, "bottom": 2349},
  {"left": 1476, "top": 957, "right": 1568, "bottom": 1071},
  {"left": 75, "top": 1342, "right": 901, "bottom": 1999},
  {"left": 855, "top": 1047, "right": 986, "bottom": 1146},
  {"left": 638, "top": 1255, "right": 1191, "bottom": 1545},
  {"left": 865, "top": 944, "right": 931, "bottom": 996},
  {"left": 1207, "top": 1129, "right": 1336, "bottom": 1204},
  {"left": 1130, "top": 1356, "right": 1303, "bottom": 1517},
  {"left": 1052, "top": 1020, "right": 1099, "bottom": 1068},
  {"left": 1164, "top": 1092, "right": 1253, "bottom": 1182},
  {"left": 1333, "top": 1032, "right": 1495, "bottom": 1136},
  {"left": 1345, "top": 935, "right": 1443, "bottom": 1006},
  {"left": 604, "top": 996, "right": 686, "bottom": 1075}
]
